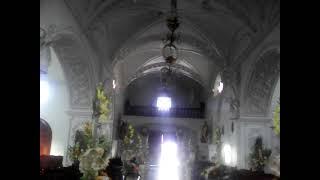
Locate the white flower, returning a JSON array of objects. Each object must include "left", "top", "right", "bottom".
[{"left": 79, "top": 147, "right": 107, "bottom": 174}]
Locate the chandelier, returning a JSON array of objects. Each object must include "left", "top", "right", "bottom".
[{"left": 162, "top": 0, "right": 180, "bottom": 66}]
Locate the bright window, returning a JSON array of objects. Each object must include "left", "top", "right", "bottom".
[{"left": 156, "top": 97, "right": 171, "bottom": 111}]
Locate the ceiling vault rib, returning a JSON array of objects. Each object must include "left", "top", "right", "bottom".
[{"left": 230, "top": 23, "right": 280, "bottom": 70}]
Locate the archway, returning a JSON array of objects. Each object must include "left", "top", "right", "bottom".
[
  {"left": 243, "top": 49, "right": 280, "bottom": 116},
  {"left": 238, "top": 48, "right": 280, "bottom": 169},
  {"left": 40, "top": 118, "right": 52, "bottom": 155},
  {"left": 41, "top": 29, "right": 98, "bottom": 164}
]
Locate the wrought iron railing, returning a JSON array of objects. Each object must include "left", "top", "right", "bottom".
[{"left": 124, "top": 104, "right": 205, "bottom": 118}]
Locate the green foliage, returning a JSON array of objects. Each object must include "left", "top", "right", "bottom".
[
  {"left": 68, "top": 83, "right": 113, "bottom": 180},
  {"left": 273, "top": 101, "right": 280, "bottom": 135},
  {"left": 96, "top": 136, "right": 112, "bottom": 158},
  {"left": 80, "top": 169, "right": 96, "bottom": 180},
  {"left": 214, "top": 128, "right": 222, "bottom": 145},
  {"left": 213, "top": 127, "right": 223, "bottom": 164},
  {"left": 249, "top": 137, "right": 272, "bottom": 172},
  {"left": 67, "top": 122, "right": 111, "bottom": 163},
  {"left": 121, "top": 123, "right": 148, "bottom": 163},
  {"left": 93, "top": 83, "right": 112, "bottom": 123},
  {"left": 79, "top": 147, "right": 107, "bottom": 180}
]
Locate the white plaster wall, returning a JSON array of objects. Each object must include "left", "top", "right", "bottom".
[
  {"left": 40, "top": 48, "right": 70, "bottom": 158},
  {"left": 269, "top": 78, "right": 280, "bottom": 118},
  {"left": 240, "top": 26, "right": 280, "bottom": 110},
  {"left": 204, "top": 26, "right": 280, "bottom": 169},
  {"left": 40, "top": 0, "right": 102, "bottom": 166},
  {"left": 40, "top": 0, "right": 100, "bottom": 85},
  {"left": 235, "top": 26, "right": 280, "bottom": 169},
  {"left": 205, "top": 95, "right": 220, "bottom": 138}
]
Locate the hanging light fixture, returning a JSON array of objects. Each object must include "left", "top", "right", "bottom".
[{"left": 162, "top": 0, "right": 180, "bottom": 66}]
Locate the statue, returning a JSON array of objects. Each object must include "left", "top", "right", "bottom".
[
  {"left": 119, "top": 120, "right": 128, "bottom": 140},
  {"left": 200, "top": 121, "right": 209, "bottom": 143},
  {"left": 230, "top": 98, "right": 240, "bottom": 119}
]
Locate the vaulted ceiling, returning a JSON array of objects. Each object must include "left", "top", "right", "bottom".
[{"left": 64, "top": 0, "right": 280, "bottom": 90}]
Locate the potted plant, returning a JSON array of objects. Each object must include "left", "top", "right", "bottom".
[{"left": 249, "top": 137, "right": 272, "bottom": 173}]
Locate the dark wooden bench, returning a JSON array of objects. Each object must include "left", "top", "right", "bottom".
[{"left": 40, "top": 156, "right": 82, "bottom": 180}]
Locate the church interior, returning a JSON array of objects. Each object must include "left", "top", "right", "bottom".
[{"left": 40, "top": 0, "right": 280, "bottom": 179}]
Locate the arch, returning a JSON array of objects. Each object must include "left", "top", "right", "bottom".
[
  {"left": 40, "top": 118, "right": 52, "bottom": 156},
  {"left": 268, "top": 77, "right": 280, "bottom": 118},
  {"left": 49, "top": 30, "right": 96, "bottom": 108},
  {"left": 109, "top": 16, "right": 225, "bottom": 71},
  {"left": 241, "top": 41, "right": 280, "bottom": 93},
  {"left": 129, "top": 61, "right": 204, "bottom": 88},
  {"left": 242, "top": 48, "right": 280, "bottom": 116},
  {"left": 112, "top": 34, "right": 221, "bottom": 66}
]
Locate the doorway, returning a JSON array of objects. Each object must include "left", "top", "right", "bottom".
[{"left": 40, "top": 118, "right": 52, "bottom": 155}]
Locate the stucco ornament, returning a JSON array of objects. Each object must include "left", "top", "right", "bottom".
[
  {"left": 244, "top": 50, "right": 280, "bottom": 116},
  {"left": 221, "top": 66, "right": 241, "bottom": 120}
]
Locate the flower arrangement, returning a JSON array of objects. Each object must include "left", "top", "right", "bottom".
[
  {"left": 249, "top": 137, "right": 271, "bottom": 172},
  {"left": 122, "top": 124, "right": 143, "bottom": 154},
  {"left": 200, "top": 166, "right": 214, "bottom": 179},
  {"left": 120, "top": 122, "right": 148, "bottom": 173},
  {"left": 213, "top": 127, "right": 223, "bottom": 165},
  {"left": 67, "top": 122, "right": 112, "bottom": 179},
  {"left": 273, "top": 100, "right": 280, "bottom": 135},
  {"left": 68, "top": 122, "right": 94, "bottom": 162},
  {"left": 68, "top": 83, "right": 113, "bottom": 180},
  {"left": 79, "top": 147, "right": 107, "bottom": 180},
  {"left": 93, "top": 83, "right": 111, "bottom": 123},
  {"left": 201, "top": 165, "right": 235, "bottom": 180},
  {"left": 269, "top": 153, "right": 280, "bottom": 177},
  {"left": 213, "top": 127, "right": 222, "bottom": 145}
]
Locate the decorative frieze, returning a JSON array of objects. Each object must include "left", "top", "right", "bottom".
[
  {"left": 50, "top": 30, "right": 95, "bottom": 109},
  {"left": 244, "top": 49, "right": 280, "bottom": 116},
  {"left": 63, "top": 62, "right": 92, "bottom": 108},
  {"left": 221, "top": 66, "right": 241, "bottom": 120},
  {"left": 128, "top": 62, "right": 204, "bottom": 87}
]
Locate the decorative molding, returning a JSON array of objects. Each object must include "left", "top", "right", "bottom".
[
  {"left": 66, "top": 109, "right": 92, "bottom": 117},
  {"left": 237, "top": 120, "right": 272, "bottom": 169},
  {"left": 214, "top": 0, "right": 280, "bottom": 33},
  {"left": 65, "top": 112, "right": 92, "bottom": 165},
  {"left": 50, "top": 29, "right": 96, "bottom": 109},
  {"left": 227, "top": 27, "right": 253, "bottom": 64},
  {"left": 238, "top": 116, "right": 272, "bottom": 123},
  {"left": 243, "top": 49, "right": 280, "bottom": 116},
  {"left": 110, "top": 17, "right": 225, "bottom": 69},
  {"left": 129, "top": 61, "right": 204, "bottom": 86},
  {"left": 221, "top": 66, "right": 241, "bottom": 120},
  {"left": 63, "top": 61, "right": 92, "bottom": 108}
]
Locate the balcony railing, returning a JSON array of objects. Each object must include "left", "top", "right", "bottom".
[{"left": 124, "top": 103, "right": 205, "bottom": 118}]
